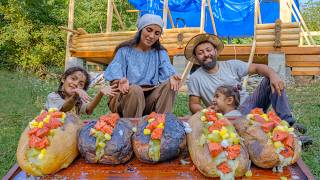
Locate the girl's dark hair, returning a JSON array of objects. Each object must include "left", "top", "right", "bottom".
[
  {"left": 57, "top": 67, "right": 90, "bottom": 114},
  {"left": 113, "top": 29, "right": 166, "bottom": 57},
  {"left": 216, "top": 85, "right": 241, "bottom": 108}
]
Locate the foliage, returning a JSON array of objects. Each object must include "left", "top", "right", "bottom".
[
  {"left": 301, "top": 0, "right": 320, "bottom": 31},
  {"left": 0, "top": 0, "right": 136, "bottom": 71}
]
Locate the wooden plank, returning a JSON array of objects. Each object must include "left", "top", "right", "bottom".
[
  {"left": 256, "top": 22, "right": 299, "bottom": 30},
  {"left": 106, "top": 0, "right": 113, "bottom": 32},
  {"left": 292, "top": 67, "right": 320, "bottom": 75},
  {"left": 286, "top": 61, "right": 320, "bottom": 67},
  {"left": 65, "top": 0, "right": 75, "bottom": 69},
  {"left": 286, "top": 55, "right": 320, "bottom": 62},
  {"left": 256, "top": 40, "right": 299, "bottom": 47},
  {"left": 200, "top": 0, "right": 206, "bottom": 33},
  {"left": 256, "top": 34, "right": 300, "bottom": 41},
  {"left": 256, "top": 28, "right": 300, "bottom": 35},
  {"left": 7, "top": 157, "right": 313, "bottom": 179}
]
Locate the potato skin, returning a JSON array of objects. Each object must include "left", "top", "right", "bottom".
[
  {"left": 16, "top": 113, "right": 82, "bottom": 176},
  {"left": 187, "top": 112, "right": 250, "bottom": 177},
  {"left": 232, "top": 118, "right": 301, "bottom": 169},
  {"left": 78, "top": 118, "right": 134, "bottom": 164},
  {"left": 132, "top": 113, "right": 186, "bottom": 163}
]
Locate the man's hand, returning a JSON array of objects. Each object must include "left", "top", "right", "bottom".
[
  {"left": 118, "top": 78, "right": 129, "bottom": 94},
  {"left": 269, "top": 73, "right": 285, "bottom": 96},
  {"left": 170, "top": 74, "right": 181, "bottom": 91}
]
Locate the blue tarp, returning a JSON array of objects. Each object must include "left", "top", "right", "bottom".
[{"left": 128, "top": 0, "right": 299, "bottom": 37}]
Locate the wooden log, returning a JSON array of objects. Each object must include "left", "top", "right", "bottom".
[
  {"left": 256, "top": 34, "right": 300, "bottom": 41},
  {"left": 287, "top": 61, "right": 320, "bottom": 67},
  {"left": 243, "top": 40, "right": 256, "bottom": 88},
  {"left": 168, "top": 8, "right": 175, "bottom": 29},
  {"left": 256, "top": 28, "right": 300, "bottom": 35},
  {"left": 163, "top": 0, "right": 168, "bottom": 29},
  {"left": 256, "top": 22, "right": 299, "bottom": 30},
  {"left": 106, "top": 0, "right": 113, "bottom": 32},
  {"left": 71, "top": 41, "right": 123, "bottom": 48},
  {"left": 72, "top": 36, "right": 134, "bottom": 43},
  {"left": 286, "top": 55, "right": 320, "bottom": 62},
  {"left": 292, "top": 67, "right": 320, "bottom": 75},
  {"left": 200, "top": 0, "right": 206, "bottom": 33},
  {"left": 112, "top": 2, "right": 125, "bottom": 30},
  {"left": 207, "top": 0, "right": 217, "bottom": 35},
  {"left": 256, "top": 40, "right": 299, "bottom": 46},
  {"left": 65, "top": 0, "right": 75, "bottom": 69}
]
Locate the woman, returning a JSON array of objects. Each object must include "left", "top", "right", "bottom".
[{"left": 104, "top": 14, "right": 180, "bottom": 118}]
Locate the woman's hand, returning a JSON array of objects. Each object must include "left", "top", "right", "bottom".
[
  {"left": 118, "top": 78, "right": 129, "bottom": 94},
  {"left": 269, "top": 73, "right": 285, "bottom": 96},
  {"left": 72, "top": 88, "right": 91, "bottom": 103},
  {"left": 170, "top": 75, "right": 181, "bottom": 91},
  {"left": 100, "top": 84, "right": 119, "bottom": 97}
]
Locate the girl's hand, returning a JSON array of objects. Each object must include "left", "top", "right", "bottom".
[
  {"left": 100, "top": 84, "right": 119, "bottom": 96},
  {"left": 118, "top": 78, "right": 129, "bottom": 94},
  {"left": 170, "top": 75, "right": 181, "bottom": 91},
  {"left": 72, "top": 88, "right": 91, "bottom": 103}
]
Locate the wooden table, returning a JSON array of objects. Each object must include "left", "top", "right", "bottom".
[{"left": 5, "top": 155, "right": 315, "bottom": 180}]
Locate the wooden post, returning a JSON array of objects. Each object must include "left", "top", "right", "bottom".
[
  {"left": 64, "top": 0, "right": 75, "bottom": 70},
  {"left": 257, "top": 0, "right": 262, "bottom": 24},
  {"left": 112, "top": 2, "right": 125, "bottom": 30},
  {"left": 168, "top": 8, "right": 175, "bottom": 29},
  {"left": 290, "top": 0, "right": 316, "bottom": 45},
  {"left": 200, "top": 0, "right": 206, "bottom": 33},
  {"left": 286, "top": 1, "right": 311, "bottom": 45},
  {"left": 207, "top": 0, "right": 217, "bottom": 35},
  {"left": 280, "top": 0, "right": 292, "bottom": 23},
  {"left": 106, "top": 0, "right": 113, "bottom": 33},
  {"left": 163, "top": 0, "right": 168, "bottom": 29}
]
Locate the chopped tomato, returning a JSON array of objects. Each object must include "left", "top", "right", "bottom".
[
  {"left": 254, "top": 114, "right": 266, "bottom": 124},
  {"left": 35, "top": 127, "right": 50, "bottom": 138},
  {"left": 50, "top": 111, "right": 63, "bottom": 118},
  {"left": 208, "top": 142, "right": 223, "bottom": 158},
  {"left": 151, "top": 128, "right": 163, "bottom": 140},
  {"left": 261, "top": 121, "right": 275, "bottom": 133},
  {"left": 205, "top": 111, "right": 218, "bottom": 122},
  {"left": 146, "top": 120, "right": 159, "bottom": 131},
  {"left": 283, "top": 134, "right": 294, "bottom": 148},
  {"left": 29, "top": 136, "right": 49, "bottom": 149},
  {"left": 101, "top": 125, "right": 113, "bottom": 135},
  {"left": 35, "top": 112, "right": 48, "bottom": 122},
  {"left": 272, "top": 130, "right": 289, "bottom": 142},
  {"left": 45, "top": 118, "right": 62, "bottom": 129},
  {"left": 208, "top": 119, "right": 229, "bottom": 132},
  {"left": 250, "top": 108, "right": 264, "bottom": 115},
  {"left": 28, "top": 128, "right": 40, "bottom": 136},
  {"left": 157, "top": 114, "right": 166, "bottom": 124},
  {"left": 217, "top": 162, "right": 231, "bottom": 174},
  {"left": 268, "top": 111, "right": 281, "bottom": 125},
  {"left": 226, "top": 145, "right": 241, "bottom": 160},
  {"left": 280, "top": 147, "right": 294, "bottom": 158},
  {"left": 147, "top": 112, "right": 158, "bottom": 120}
]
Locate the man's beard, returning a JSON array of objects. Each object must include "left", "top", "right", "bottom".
[{"left": 199, "top": 56, "right": 217, "bottom": 70}]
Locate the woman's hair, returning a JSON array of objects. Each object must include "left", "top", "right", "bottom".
[
  {"left": 216, "top": 85, "right": 241, "bottom": 108},
  {"left": 57, "top": 67, "right": 90, "bottom": 114},
  {"left": 113, "top": 28, "right": 166, "bottom": 57}
]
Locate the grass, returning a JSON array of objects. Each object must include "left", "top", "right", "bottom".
[{"left": 0, "top": 69, "right": 319, "bottom": 178}]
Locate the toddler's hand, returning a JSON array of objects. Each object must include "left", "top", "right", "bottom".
[
  {"left": 118, "top": 78, "right": 129, "bottom": 94},
  {"left": 100, "top": 84, "right": 119, "bottom": 96},
  {"left": 72, "top": 88, "right": 91, "bottom": 103}
]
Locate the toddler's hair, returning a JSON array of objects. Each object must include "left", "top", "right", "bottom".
[
  {"left": 216, "top": 84, "right": 241, "bottom": 108},
  {"left": 58, "top": 66, "right": 90, "bottom": 92}
]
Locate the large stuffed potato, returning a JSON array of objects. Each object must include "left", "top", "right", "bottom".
[
  {"left": 132, "top": 112, "right": 186, "bottom": 163},
  {"left": 187, "top": 109, "right": 250, "bottom": 179},
  {"left": 232, "top": 108, "right": 301, "bottom": 170},
  {"left": 78, "top": 113, "right": 134, "bottom": 164},
  {"left": 17, "top": 109, "right": 82, "bottom": 176}
]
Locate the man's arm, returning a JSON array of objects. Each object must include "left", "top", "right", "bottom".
[
  {"left": 248, "top": 63, "right": 284, "bottom": 95},
  {"left": 189, "top": 95, "right": 203, "bottom": 114}
]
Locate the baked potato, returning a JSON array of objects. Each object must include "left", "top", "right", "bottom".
[
  {"left": 132, "top": 112, "right": 186, "bottom": 163},
  {"left": 232, "top": 108, "right": 301, "bottom": 170},
  {"left": 17, "top": 109, "right": 82, "bottom": 176},
  {"left": 187, "top": 109, "right": 250, "bottom": 179},
  {"left": 78, "top": 113, "right": 134, "bottom": 164}
]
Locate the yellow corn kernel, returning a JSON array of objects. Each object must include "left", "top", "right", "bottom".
[
  {"left": 201, "top": 109, "right": 208, "bottom": 113},
  {"left": 44, "top": 117, "right": 50, "bottom": 123},
  {"left": 29, "top": 121, "right": 39, "bottom": 128},
  {"left": 274, "top": 141, "right": 284, "bottom": 149},
  {"left": 261, "top": 114, "right": 269, "bottom": 121},
  {"left": 104, "top": 133, "right": 111, "bottom": 141},
  {"left": 156, "top": 123, "right": 164, "bottom": 129},
  {"left": 48, "top": 108, "right": 58, "bottom": 113},
  {"left": 61, "top": 112, "right": 66, "bottom": 119},
  {"left": 245, "top": 170, "right": 252, "bottom": 177},
  {"left": 200, "top": 116, "right": 206, "bottom": 121},
  {"left": 148, "top": 118, "right": 155, "bottom": 123},
  {"left": 230, "top": 132, "right": 236, "bottom": 139},
  {"left": 219, "top": 127, "right": 227, "bottom": 136},
  {"left": 233, "top": 137, "right": 240, "bottom": 144},
  {"left": 221, "top": 133, "right": 229, "bottom": 139},
  {"left": 144, "top": 129, "right": 151, "bottom": 135},
  {"left": 38, "top": 122, "right": 44, "bottom": 128}
]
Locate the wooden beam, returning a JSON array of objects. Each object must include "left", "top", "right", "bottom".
[
  {"left": 65, "top": 0, "right": 75, "bottom": 70},
  {"left": 106, "top": 0, "right": 113, "bottom": 33},
  {"left": 200, "top": 0, "right": 206, "bottom": 33},
  {"left": 280, "top": 0, "right": 292, "bottom": 22},
  {"left": 287, "top": 61, "right": 320, "bottom": 67},
  {"left": 286, "top": 55, "right": 320, "bottom": 62},
  {"left": 290, "top": 0, "right": 316, "bottom": 45},
  {"left": 163, "top": 0, "right": 168, "bottom": 29},
  {"left": 167, "top": 8, "right": 175, "bottom": 29},
  {"left": 243, "top": 40, "right": 257, "bottom": 88},
  {"left": 292, "top": 67, "right": 320, "bottom": 75},
  {"left": 207, "top": 0, "right": 217, "bottom": 35},
  {"left": 112, "top": 2, "right": 125, "bottom": 30},
  {"left": 256, "top": 22, "right": 299, "bottom": 29}
]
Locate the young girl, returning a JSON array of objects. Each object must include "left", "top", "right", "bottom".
[
  {"left": 210, "top": 85, "right": 242, "bottom": 118},
  {"left": 45, "top": 67, "right": 118, "bottom": 115}
]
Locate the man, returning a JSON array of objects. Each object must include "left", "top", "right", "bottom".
[{"left": 184, "top": 34, "right": 311, "bottom": 145}]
